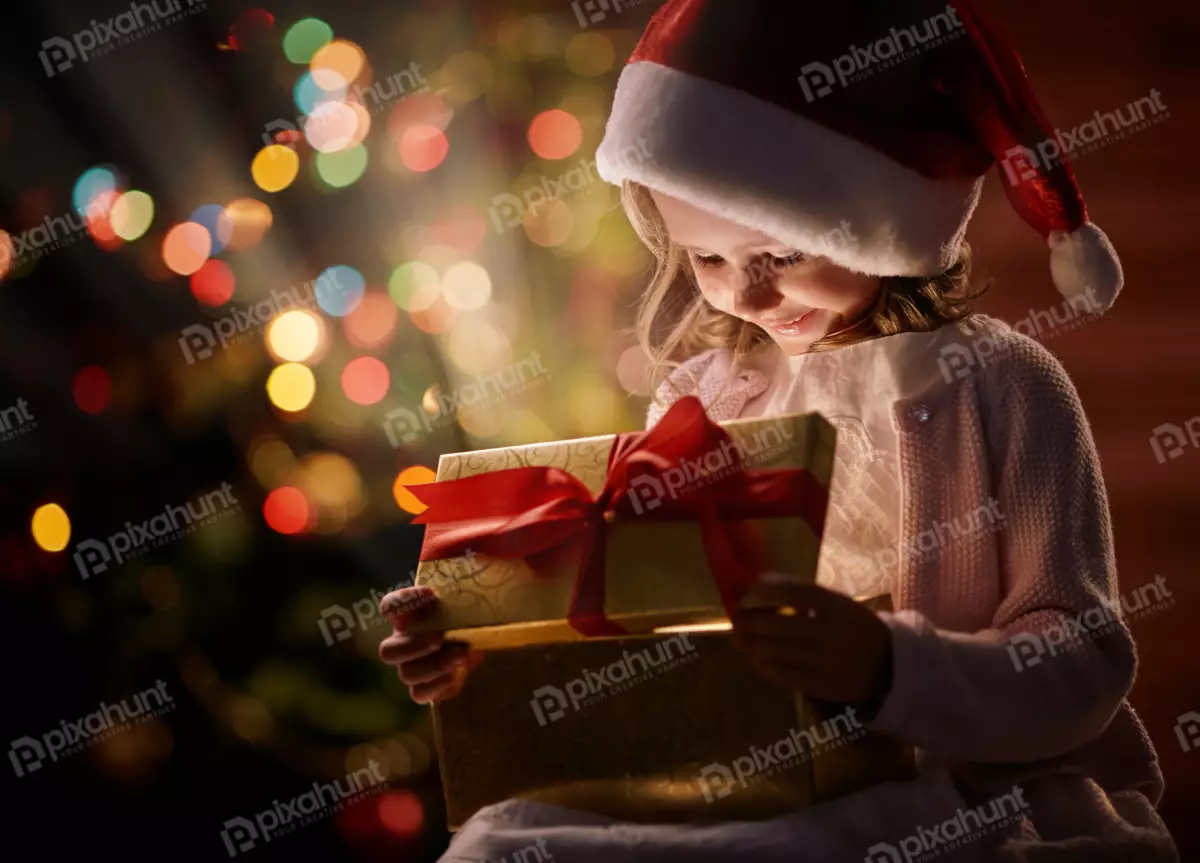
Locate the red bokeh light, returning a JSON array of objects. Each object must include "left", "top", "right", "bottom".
[
  {"left": 528, "top": 109, "right": 583, "bottom": 160},
  {"left": 72, "top": 365, "right": 111, "bottom": 414},
  {"left": 377, "top": 791, "right": 425, "bottom": 838},
  {"left": 263, "top": 487, "right": 309, "bottom": 534},
  {"left": 398, "top": 125, "right": 449, "bottom": 173},
  {"left": 190, "top": 259, "right": 236, "bottom": 307},
  {"left": 227, "top": 8, "right": 275, "bottom": 51},
  {"left": 340, "top": 357, "right": 390, "bottom": 405}
]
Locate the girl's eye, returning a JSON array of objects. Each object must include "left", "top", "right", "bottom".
[
  {"left": 692, "top": 253, "right": 724, "bottom": 268},
  {"left": 771, "top": 251, "right": 807, "bottom": 266}
]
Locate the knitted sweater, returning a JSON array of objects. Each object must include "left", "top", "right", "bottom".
[{"left": 439, "top": 315, "right": 1177, "bottom": 863}]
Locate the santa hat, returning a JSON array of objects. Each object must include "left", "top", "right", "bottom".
[{"left": 595, "top": 0, "right": 1122, "bottom": 313}]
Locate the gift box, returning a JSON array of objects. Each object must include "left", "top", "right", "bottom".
[
  {"left": 405, "top": 397, "right": 915, "bottom": 828},
  {"left": 406, "top": 397, "right": 836, "bottom": 648}
]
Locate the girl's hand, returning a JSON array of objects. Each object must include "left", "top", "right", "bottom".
[
  {"left": 730, "top": 574, "right": 894, "bottom": 715},
  {"left": 377, "top": 586, "right": 483, "bottom": 704}
]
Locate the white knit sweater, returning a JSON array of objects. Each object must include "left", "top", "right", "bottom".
[{"left": 439, "top": 315, "right": 1177, "bottom": 863}]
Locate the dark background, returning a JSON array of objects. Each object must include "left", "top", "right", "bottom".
[{"left": 1, "top": 1, "right": 1196, "bottom": 861}]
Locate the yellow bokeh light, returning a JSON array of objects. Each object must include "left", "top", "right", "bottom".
[
  {"left": 32, "top": 503, "right": 71, "bottom": 551},
  {"left": 266, "top": 309, "right": 323, "bottom": 362},
  {"left": 310, "top": 39, "right": 366, "bottom": 91},
  {"left": 437, "top": 51, "right": 494, "bottom": 104},
  {"left": 447, "top": 318, "right": 509, "bottom": 376},
  {"left": 568, "top": 376, "right": 621, "bottom": 434},
  {"left": 440, "top": 261, "right": 492, "bottom": 311},
  {"left": 523, "top": 197, "right": 574, "bottom": 247},
  {"left": 248, "top": 438, "right": 297, "bottom": 487},
  {"left": 566, "top": 32, "right": 615, "bottom": 77},
  {"left": 393, "top": 465, "right": 437, "bottom": 515},
  {"left": 251, "top": 145, "right": 300, "bottom": 193},
  {"left": 300, "top": 452, "right": 366, "bottom": 514},
  {"left": 456, "top": 401, "right": 505, "bottom": 439},
  {"left": 266, "top": 363, "right": 316, "bottom": 412},
  {"left": 109, "top": 190, "right": 155, "bottom": 241}
]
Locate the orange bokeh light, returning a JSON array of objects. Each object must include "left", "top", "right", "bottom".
[
  {"left": 528, "top": 109, "right": 582, "bottom": 160},
  {"left": 162, "top": 222, "right": 212, "bottom": 275},
  {"left": 263, "top": 487, "right": 310, "bottom": 534},
  {"left": 393, "top": 466, "right": 437, "bottom": 514},
  {"left": 398, "top": 125, "right": 449, "bottom": 173},
  {"left": 343, "top": 291, "right": 399, "bottom": 349}
]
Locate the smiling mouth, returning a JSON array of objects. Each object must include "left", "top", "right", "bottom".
[{"left": 762, "top": 310, "right": 818, "bottom": 336}]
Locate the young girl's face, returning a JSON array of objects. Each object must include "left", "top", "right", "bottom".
[{"left": 650, "top": 191, "right": 881, "bottom": 355}]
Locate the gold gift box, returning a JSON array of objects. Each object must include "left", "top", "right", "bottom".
[
  {"left": 407, "top": 411, "right": 836, "bottom": 648},
  {"left": 408, "top": 412, "right": 915, "bottom": 828}
]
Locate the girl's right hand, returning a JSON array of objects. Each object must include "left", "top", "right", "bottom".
[{"left": 377, "top": 586, "right": 482, "bottom": 704}]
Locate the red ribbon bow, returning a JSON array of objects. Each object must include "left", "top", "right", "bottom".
[{"left": 407, "top": 397, "right": 828, "bottom": 637}]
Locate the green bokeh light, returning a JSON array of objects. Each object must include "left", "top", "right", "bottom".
[
  {"left": 315, "top": 145, "right": 368, "bottom": 188},
  {"left": 282, "top": 18, "right": 334, "bottom": 64}
]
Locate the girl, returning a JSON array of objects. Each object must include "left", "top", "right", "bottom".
[{"left": 379, "top": 1, "right": 1178, "bottom": 860}]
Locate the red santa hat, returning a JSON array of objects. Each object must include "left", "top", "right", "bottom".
[{"left": 595, "top": 0, "right": 1122, "bottom": 313}]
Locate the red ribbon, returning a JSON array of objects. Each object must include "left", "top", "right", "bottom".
[{"left": 406, "top": 397, "right": 828, "bottom": 637}]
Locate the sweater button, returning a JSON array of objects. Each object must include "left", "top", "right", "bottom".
[{"left": 911, "top": 405, "right": 930, "bottom": 423}]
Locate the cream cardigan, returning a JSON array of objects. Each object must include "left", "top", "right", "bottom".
[{"left": 439, "top": 316, "right": 1177, "bottom": 863}]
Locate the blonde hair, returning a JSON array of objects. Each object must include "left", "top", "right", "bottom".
[{"left": 622, "top": 180, "right": 989, "bottom": 398}]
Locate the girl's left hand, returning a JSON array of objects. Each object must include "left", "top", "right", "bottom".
[{"left": 730, "top": 574, "right": 894, "bottom": 715}]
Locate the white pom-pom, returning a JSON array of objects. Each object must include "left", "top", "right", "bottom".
[{"left": 1047, "top": 221, "right": 1123, "bottom": 314}]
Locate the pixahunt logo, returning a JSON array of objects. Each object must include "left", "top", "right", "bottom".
[
  {"left": 1176, "top": 711, "right": 1200, "bottom": 754},
  {"left": 864, "top": 785, "right": 1029, "bottom": 862},
  {"left": 9, "top": 680, "right": 174, "bottom": 777},
  {"left": 626, "top": 418, "right": 795, "bottom": 516},
  {"left": 219, "top": 761, "right": 387, "bottom": 857},
  {"left": 529, "top": 634, "right": 697, "bottom": 726},
  {"left": 1001, "top": 89, "right": 1169, "bottom": 187},
  {"left": 572, "top": 0, "right": 657, "bottom": 29},
  {"left": 936, "top": 289, "right": 1102, "bottom": 383},
  {"left": 873, "top": 498, "right": 1004, "bottom": 572},
  {"left": 3, "top": 206, "right": 95, "bottom": 268},
  {"left": 697, "top": 706, "right": 865, "bottom": 802},
  {"left": 39, "top": 0, "right": 207, "bottom": 77},
  {"left": 1006, "top": 576, "right": 1175, "bottom": 672},
  {"left": 383, "top": 352, "right": 549, "bottom": 446},
  {"left": 0, "top": 397, "right": 36, "bottom": 443},
  {"left": 318, "top": 550, "right": 480, "bottom": 646},
  {"left": 798, "top": 5, "right": 963, "bottom": 103},
  {"left": 1150, "top": 415, "right": 1200, "bottom": 465},
  {"left": 73, "top": 482, "right": 240, "bottom": 580}
]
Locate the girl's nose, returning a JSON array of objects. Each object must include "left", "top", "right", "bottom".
[{"left": 732, "top": 257, "right": 783, "bottom": 317}]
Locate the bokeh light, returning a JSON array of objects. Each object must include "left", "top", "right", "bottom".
[
  {"left": 398, "top": 125, "right": 448, "bottom": 173},
  {"left": 248, "top": 437, "right": 297, "bottom": 487},
  {"left": 190, "top": 259, "right": 236, "bottom": 306},
  {"left": 344, "top": 291, "right": 398, "bottom": 349},
  {"left": 615, "top": 345, "right": 652, "bottom": 396},
  {"left": 523, "top": 197, "right": 574, "bottom": 247},
  {"left": 266, "top": 363, "right": 317, "bottom": 412},
  {"left": 528, "top": 109, "right": 583, "bottom": 160},
  {"left": 438, "top": 51, "right": 494, "bottom": 104},
  {"left": 447, "top": 318, "right": 509, "bottom": 376},
  {"left": 216, "top": 198, "right": 273, "bottom": 250},
  {"left": 387, "top": 262, "right": 439, "bottom": 312},
  {"left": 73, "top": 365, "right": 111, "bottom": 414},
  {"left": 393, "top": 466, "right": 436, "bottom": 515},
  {"left": 315, "top": 144, "right": 368, "bottom": 188},
  {"left": 84, "top": 189, "right": 123, "bottom": 247},
  {"left": 109, "top": 191, "right": 154, "bottom": 241},
  {"left": 341, "top": 357, "right": 390, "bottom": 405},
  {"left": 188, "top": 204, "right": 228, "bottom": 254},
  {"left": 31, "top": 503, "right": 71, "bottom": 552},
  {"left": 296, "top": 453, "right": 367, "bottom": 532},
  {"left": 304, "top": 101, "right": 362, "bottom": 153},
  {"left": 141, "top": 564, "right": 181, "bottom": 611},
  {"left": 227, "top": 7, "right": 274, "bottom": 51},
  {"left": 0, "top": 230, "right": 13, "bottom": 280},
  {"left": 430, "top": 205, "right": 487, "bottom": 254},
  {"left": 282, "top": 17, "right": 333, "bottom": 64},
  {"left": 377, "top": 791, "right": 425, "bottom": 837},
  {"left": 251, "top": 145, "right": 300, "bottom": 193},
  {"left": 310, "top": 39, "right": 365, "bottom": 90},
  {"left": 409, "top": 298, "right": 456, "bottom": 334},
  {"left": 73, "top": 166, "right": 118, "bottom": 215},
  {"left": 266, "top": 309, "right": 323, "bottom": 362},
  {"left": 263, "top": 486, "right": 310, "bottom": 534},
  {"left": 440, "top": 261, "right": 492, "bottom": 311},
  {"left": 162, "top": 223, "right": 212, "bottom": 275},
  {"left": 316, "top": 265, "right": 365, "bottom": 316},
  {"left": 294, "top": 70, "right": 346, "bottom": 116},
  {"left": 566, "top": 32, "right": 616, "bottom": 77}
]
